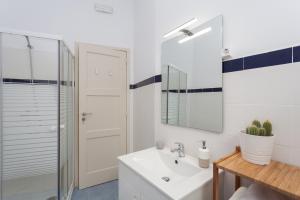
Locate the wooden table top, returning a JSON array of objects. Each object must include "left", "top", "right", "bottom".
[{"left": 216, "top": 151, "right": 300, "bottom": 199}]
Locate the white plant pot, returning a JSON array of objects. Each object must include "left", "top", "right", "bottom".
[{"left": 240, "top": 132, "right": 275, "bottom": 165}]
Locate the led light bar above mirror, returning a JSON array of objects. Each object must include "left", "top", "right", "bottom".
[
  {"left": 178, "top": 27, "right": 212, "bottom": 44},
  {"left": 163, "top": 18, "right": 198, "bottom": 38}
]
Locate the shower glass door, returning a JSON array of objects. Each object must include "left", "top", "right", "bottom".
[
  {"left": 0, "top": 32, "right": 74, "bottom": 200},
  {"left": 59, "top": 42, "right": 74, "bottom": 200},
  {"left": 0, "top": 32, "right": 3, "bottom": 200},
  {"left": 0, "top": 33, "right": 59, "bottom": 200}
]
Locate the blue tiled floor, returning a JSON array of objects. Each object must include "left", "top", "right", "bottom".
[{"left": 72, "top": 180, "right": 118, "bottom": 200}]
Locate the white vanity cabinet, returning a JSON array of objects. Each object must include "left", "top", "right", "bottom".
[
  {"left": 118, "top": 148, "right": 217, "bottom": 200},
  {"left": 119, "top": 162, "right": 170, "bottom": 200}
]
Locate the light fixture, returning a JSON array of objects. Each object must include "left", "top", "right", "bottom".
[
  {"left": 178, "top": 27, "right": 212, "bottom": 44},
  {"left": 163, "top": 18, "right": 198, "bottom": 38}
]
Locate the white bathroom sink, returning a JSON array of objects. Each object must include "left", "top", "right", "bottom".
[
  {"left": 118, "top": 147, "right": 214, "bottom": 199},
  {"left": 130, "top": 148, "right": 200, "bottom": 183}
]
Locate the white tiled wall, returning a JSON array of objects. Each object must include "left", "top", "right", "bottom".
[
  {"left": 132, "top": 84, "right": 155, "bottom": 151},
  {"left": 152, "top": 62, "right": 300, "bottom": 199},
  {"left": 153, "top": 62, "right": 300, "bottom": 163},
  {"left": 132, "top": 1, "right": 300, "bottom": 198},
  {"left": 223, "top": 63, "right": 300, "bottom": 166}
]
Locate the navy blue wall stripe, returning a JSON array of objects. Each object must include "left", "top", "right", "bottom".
[
  {"left": 223, "top": 46, "right": 298, "bottom": 73},
  {"left": 3, "top": 78, "right": 57, "bottom": 84},
  {"left": 3, "top": 78, "right": 33, "bottom": 84},
  {"left": 162, "top": 87, "right": 222, "bottom": 93},
  {"left": 223, "top": 58, "right": 243, "bottom": 73},
  {"left": 188, "top": 87, "right": 222, "bottom": 93},
  {"left": 154, "top": 74, "right": 162, "bottom": 82},
  {"left": 2, "top": 78, "right": 72, "bottom": 86},
  {"left": 129, "top": 45, "right": 300, "bottom": 89},
  {"left": 130, "top": 75, "right": 161, "bottom": 89},
  {"left": 244, "top": 48, "right": 292, "bottom": 70},
  {"left": 293, "top": 46, "right": 300, "bottom": 62}
]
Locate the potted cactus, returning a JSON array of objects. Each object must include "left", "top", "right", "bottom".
[{"left": 240, "top": 120, "right": 275, "bottom": 165}]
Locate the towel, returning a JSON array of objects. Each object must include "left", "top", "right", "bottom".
[
  {"left": 229, "top": 187, "right": 248, "bottom": 200},
  {"left": 239, "top": 183, "right": 291, "bottom": 200}
]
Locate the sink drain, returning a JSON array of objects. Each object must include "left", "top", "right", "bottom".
[{"left": 162, "top": 176, "right": 170, "bottom": 182}]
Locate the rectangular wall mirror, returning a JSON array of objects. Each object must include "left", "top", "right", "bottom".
[{"left": 161, "top": 15, "right": 223, "bottom": 132}]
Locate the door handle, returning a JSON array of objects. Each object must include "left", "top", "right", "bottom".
[
  {"left": 82, "top": 112, "right": 92, "bottom": 117},
  {"left": 82, "top": 112, "right": 92, "bottom": 122}
]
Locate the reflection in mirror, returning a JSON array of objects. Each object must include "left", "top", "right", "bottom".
[{"left": 161, "top": 16, "right": 223, "bottom": 133}]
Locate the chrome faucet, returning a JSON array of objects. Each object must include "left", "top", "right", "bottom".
[{"left": 171, "top": 142, "right": 185, "bottom": 157}]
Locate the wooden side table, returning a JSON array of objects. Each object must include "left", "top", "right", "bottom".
[{"left": 213, "top": 147, "right": 300, "bottom": 200}]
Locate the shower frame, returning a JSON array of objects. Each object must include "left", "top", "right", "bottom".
[{"left": 0, "top": 29, "right": 75, "bottom": 200}]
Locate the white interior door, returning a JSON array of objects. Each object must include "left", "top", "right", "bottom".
[{"left": 78, "top": 43, "right": 127, "bottom": 189}]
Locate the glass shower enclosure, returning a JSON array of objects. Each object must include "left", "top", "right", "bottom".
[{"left": 0, "top": 31, "right": 75, "bottom": 200}]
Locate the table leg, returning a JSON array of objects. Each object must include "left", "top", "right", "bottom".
[
  {"left": 213, "top": 163, "right": 219, "bottom": 200},
  {"left": 235, "top": 175, "right": 241, "bottom": 190}
]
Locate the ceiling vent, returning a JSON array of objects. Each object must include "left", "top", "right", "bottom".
[{"left": 94, "top": 3, "right": 114, "bottom": 14}]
